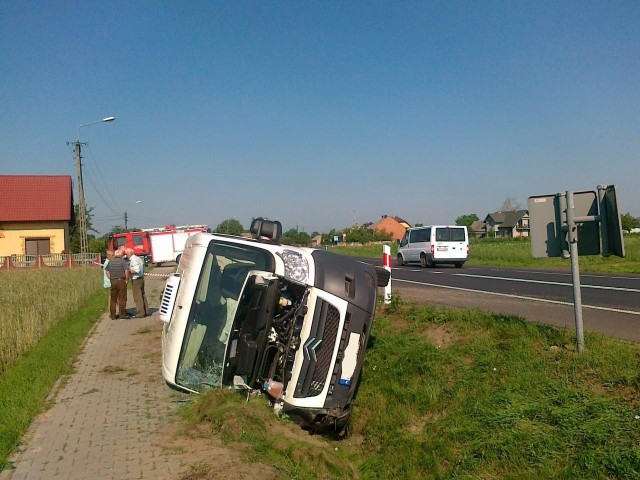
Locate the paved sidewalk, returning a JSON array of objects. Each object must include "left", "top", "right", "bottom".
[{"left": 0, "top": 275, "right": 214, "bottom": 480}]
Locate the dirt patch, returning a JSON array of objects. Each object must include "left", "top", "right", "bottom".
[{"left": 419, "top": 323, "right": 458, "bottom": 348}]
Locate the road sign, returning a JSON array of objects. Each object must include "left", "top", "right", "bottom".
[
  {"left": 598, "top": 185, "right": 625, "bottom": 258},
  {"left": 528, "top": 191, "right": 600, "bottom": 259}
]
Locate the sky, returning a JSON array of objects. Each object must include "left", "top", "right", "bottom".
[{"left": 1, "top": 1, "right": 638, "bottom": 235}]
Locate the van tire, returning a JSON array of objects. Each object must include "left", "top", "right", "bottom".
[
  {"left": 455, "top": 262, "right": 464, "bottom": 268},
  {"left": 397, "top": 254, "right": 404, "bottom": 267},
  {"left": 175, "top": 254, "right": 182, "bottom": 265},
  {"left": 420, "top": 254, "right": 428, "bottom": 268}
]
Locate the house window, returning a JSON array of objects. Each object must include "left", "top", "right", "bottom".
[{"left": 25, "top": 238, "right": 51, "bottom": 255}]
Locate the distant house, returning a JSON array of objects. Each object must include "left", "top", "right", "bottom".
[
  {"left": 0, "top": 175, "right": 74, "bottom": 256},
  {"left": 469, "top": 220, "right": 486, "bottom": 238},
  {"left": 368, "top": 215, "right": 411, "bottom": 242},
  {"left": 484, "top": 210, "right": 529, "bottom": 238},
  {"left": 310, "top": 234, "right": 323, "bottom": 247}
]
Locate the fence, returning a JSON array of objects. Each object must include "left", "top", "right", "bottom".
[{"left": 0, "top": 253, "right": 102, "bottom": 270}]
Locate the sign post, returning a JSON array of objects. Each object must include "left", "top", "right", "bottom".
[
  {"left": 528, "top": 184, "right": 625, "bottom": 353},
  {"left": 564, "top": 191, "right": 585, "bottom": 352}
]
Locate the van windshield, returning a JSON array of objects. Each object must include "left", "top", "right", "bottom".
[{"left": 175, "top": 241, "right": 273, "bottom": 392}]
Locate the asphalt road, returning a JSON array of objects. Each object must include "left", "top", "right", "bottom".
[{"left": 364, "top": 258, "right": 640, "bottom": 343}]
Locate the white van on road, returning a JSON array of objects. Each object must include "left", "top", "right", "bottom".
[{"left": 397, "top": 225, "right": 469, "bottom": 268}]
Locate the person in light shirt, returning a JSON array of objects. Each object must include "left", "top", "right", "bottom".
[{"left": 125, "top": 248, "right": 148, "bottom": 318}]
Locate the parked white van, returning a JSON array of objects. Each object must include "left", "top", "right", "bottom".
[{"left": 397, "top": 225, "right": 469, "bottom": 268}]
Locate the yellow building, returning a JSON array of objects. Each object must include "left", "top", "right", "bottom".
[{"left": 0, "top": 175, "right": 74, "bottom": 256}]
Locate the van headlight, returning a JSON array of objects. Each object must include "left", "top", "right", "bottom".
[{"left": 277, "top": 250, "right": 309, "bottom": 284}]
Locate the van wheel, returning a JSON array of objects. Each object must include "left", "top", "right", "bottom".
[
  {"left": 397, "top": 254, "right": 404, "bottom": 267},
  {"left": 455, "top": 262, "right": 464, "bottom": 268},
  {"left": 175, "top": 254, "right": 182, "bottom": 265},
  {"left": 420, "top": 255, "right": 427, "bottom": 268}
]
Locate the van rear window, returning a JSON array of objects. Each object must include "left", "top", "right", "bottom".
[
  {"left": 435, "top": 227, "right": 466, "bottom": 242},
  {"left": 450, "top": 228, "right": 466, "bottom": 241}
]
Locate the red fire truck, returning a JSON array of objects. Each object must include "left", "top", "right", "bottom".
[{"left": 108, "top": 225, "right": 209, "bottom": 266}]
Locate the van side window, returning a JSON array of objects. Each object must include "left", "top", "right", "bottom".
[
  {"left": 419, "top": 228, "right": 429, "bottom": 242},
  {"left": 409, "top": 229, "right": 420, "bottom": 243}
]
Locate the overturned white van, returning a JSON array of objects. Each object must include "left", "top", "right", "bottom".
[{"left": 159, "top": 219, "right": 389, "bottom": 435}]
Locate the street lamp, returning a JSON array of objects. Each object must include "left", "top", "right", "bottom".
[
  {"left": 124, "top": 200, "right": 143, "bottom": 230},
  {"left": 69, "top": 116, "right": 116, "bottom": 256}
]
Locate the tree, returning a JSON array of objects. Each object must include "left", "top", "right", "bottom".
[
  {"left": 500, "top": 197, "right": 521, "bottom": 211},
  {"left": 215, "top": 218, "right": 244, "bottom": 236},
  {"left": 342, "top": 226, "right": 392, "bottom": 243},
  {"left": 455, "top": 214, "right": 479, "bottom": 228},
  {"left": 281, "top": 228, "right": 311, "bottom": 246},
  {"left": 620, "top": 212, "right": 640, "bottom": 233}
]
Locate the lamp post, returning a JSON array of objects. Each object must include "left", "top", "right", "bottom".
[
  {"left": 124, "top": 200, "right": 143, "bottom": 230},
  {"left": 69, "top": 116, "right": 115, "bottom": 256}
]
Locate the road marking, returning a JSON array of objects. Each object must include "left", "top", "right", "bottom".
[
  {"left": 510, "top": 270, "right": 640, "bottom": 281},
  {"left": 395, "top": 278, "right": 640, "bottom": 316},
  {"left": 452, "top": 273, "right": 640, "bottom": 293}
]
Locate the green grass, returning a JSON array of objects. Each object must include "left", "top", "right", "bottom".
[
  {"left": 177, "top": 298, "right": 640, "bottom": 479},
  {"left": 328, "top": 234, "right": 640, "bottom": 274},
  {"left": 0, "top": 289, "right": 107, "bottom": 470}
]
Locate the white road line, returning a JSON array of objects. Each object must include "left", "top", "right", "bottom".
[
  {"left": 452, "top": 273, "right": 640, "bottom": 292},
  {"left": 395, "top": 278, "right": 640, "bottom": 316},
  {"left": 510, "top": 270, "right": 640, "bottom": 281}
]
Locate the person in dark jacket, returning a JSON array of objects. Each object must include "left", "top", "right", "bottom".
[{"left": 105, "top": 249, "right": 130, "bottom": 319}]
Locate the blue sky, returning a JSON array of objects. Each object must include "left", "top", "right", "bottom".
[{"left": 1, "top": 1, "right": 638, "bottom": 234}]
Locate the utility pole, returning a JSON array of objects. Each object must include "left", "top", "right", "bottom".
[
  {"left": 68, "top": 116, "right": 115, "bottom": 258},
  {"left": 75, "top": 141, "right": 89, "bottom": 255},
  {"left": 124, "top": 211, "right": 128, "bottom": 230}
]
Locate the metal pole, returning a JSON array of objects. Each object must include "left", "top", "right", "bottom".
[
  {"left": 566, "top": 191, "right": 585, "bottom": 353},
  {"left": 124, "top": 211, "right": 128, "bottom": 230},
  {"left": 75, "top": 141, "right": 89, "bottom": 256}
]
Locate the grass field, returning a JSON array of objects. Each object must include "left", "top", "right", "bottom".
[
  {"left": 0, "top": 268, "right": 103, "bottom": 373},
  {"left": 178, "top": 298, "right": 640, "bottom": 479},
  {"left": 330, "top": 234, "right": 640, "bottom": 274}
]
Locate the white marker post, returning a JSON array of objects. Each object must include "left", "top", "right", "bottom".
[{"left": 383, "top": 245, "right": 392, "bottom": 304}]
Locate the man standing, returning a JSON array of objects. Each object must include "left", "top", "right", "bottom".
[
  {"left": 102, "top": 250, "right": 115, "bottom": 311},
  {"left": 105, "top": 249, "right": 129, "bottom": 320},
  {"left": 125, "top": 248, "right": 148, "bottom": 318}
]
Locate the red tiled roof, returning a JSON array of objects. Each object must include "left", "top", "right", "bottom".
[{"left": 0, "top": 175, "right": 73, "bottom": 222}]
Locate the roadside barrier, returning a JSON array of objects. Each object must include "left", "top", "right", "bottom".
[{"left": 383, "top": 245, "right": 392, "bottom": 304}]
